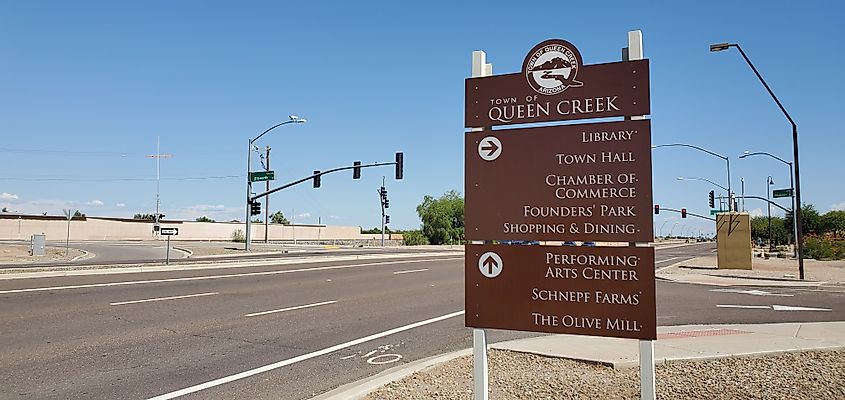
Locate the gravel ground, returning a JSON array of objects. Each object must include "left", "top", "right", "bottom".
[
  {"left": 0, "top": 244, "right": 85, "bottom": 264},
  {"left": 366, "top": 349, "right": 845, "bottom": 399}
]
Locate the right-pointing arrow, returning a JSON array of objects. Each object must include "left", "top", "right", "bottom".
[{"left": 481, "top": 140, "right": 499, "bottom": 157}]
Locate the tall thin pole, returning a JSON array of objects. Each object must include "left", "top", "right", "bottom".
[
  {"left": 767, "top": 176, "right": 773, "bottom": 250},
  {"left": 381, "top": 176, "right": 386, "bottom": 247},
  {"left": 265, "top": 145, "right": 271, "bottom": 243},
  {"left": 789, "top": 163, "right": 797, "bottom": 257},
  {"left": 726, "top": 157, "right": 732, "bottom": 211},
  {"left": 792, "top": 125, "right": 805, "bottom": 279},
  {"left": 245, "top": 139, "right": 253, "bottom": 251},
  {"left": 156, "top": 136, "right": 161, "bottom": 222}
]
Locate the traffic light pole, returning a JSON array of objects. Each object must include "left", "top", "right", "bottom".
[{"left": 245, "top": 138, "right": 253, "bottom": 251}]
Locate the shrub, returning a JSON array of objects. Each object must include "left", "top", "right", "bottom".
[
  {"left": 803, "top": 235, "right": 845, "bottom": 260},
  {"left": 402, "top": 230, "right": 430, "bottom": 246},
  {"left": 231, "top": 229, "right": 245, "bottom": 243}
]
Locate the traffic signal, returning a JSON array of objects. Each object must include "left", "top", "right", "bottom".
[
  {"left": 708, "top": 190, "right": 715, "bottom": 208},
  {"left": 250, "top": 201, "right": 261, "bottom": 216},
  {"left": 654, "top": 204, "right": 659, "bottom": 214},
  {"left": 313, "top": 170, "right": 321, "bottom": 188},
  {"left": 353, "top": 161, "right": 361, "bottom": 179},
  {"left": 681, "top": 208, "right": 687, "bottom": 218},
  {"left": 395, "top": 152, "right": 404, "bottom": 180},
  {"left": 384, "top": 199, "right": 389, "bottom": 208},
  {"left": 385, "top": 215, "right": 390, "bottom": 224}
]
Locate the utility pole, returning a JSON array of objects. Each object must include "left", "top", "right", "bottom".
[
  {"left": 264, "top": 145, "right": 271, "bottom": 243},
  {"left": 146, "top": 137, "right": 172, "bottom": 234}
]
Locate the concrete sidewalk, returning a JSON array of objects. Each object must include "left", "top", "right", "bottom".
[
  {"left": 319, "top": 321, "right": 845, "bottom": 399},
  {"left": 657, "top": 254, "right": 845, "bottom": 288}
]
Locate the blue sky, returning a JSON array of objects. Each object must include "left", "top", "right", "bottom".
[{"left": 1, "top": 1, "right": 842, "bottom": 234}]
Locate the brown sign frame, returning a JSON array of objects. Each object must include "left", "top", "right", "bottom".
[
  {"left": 466, "top": 39, "right": 650, "bottom": 128},
  {"left": 466, "top": 244, "right": 656, "bottom": 340}
]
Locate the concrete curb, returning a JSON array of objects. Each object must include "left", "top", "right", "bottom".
[
  {"left": 69, "top": 249, "right": 94, "bottom": 262},
  {"left": 171, "top": 246, "right": 193, "bottom": 258},
  {"left": 313, "top": 349, "right": 472, "bottom": 400}
]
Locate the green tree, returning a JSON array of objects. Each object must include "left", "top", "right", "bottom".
[
  {"left": 821, "top": 210, "right": 845, "bottom": 238},
  {"left": 785, "top": 204, "right": 823, "bottom": 236},
  {"left": 195, "top": 216, "right": 215, "bottom": 222},
  {"left": 750, "top": 215, "right": 788, "bottom": 247},
  {"left": 416, "top": 190, "right": 464, "bottom": 245},
  {"left": 270, "top": 211, "right": 290, "bottom": 225},
  {"left": 73, "top": 210, "right": 85, "bottom": 217},
  {"left": 133, "top": 213, "right": 156, "bottom": 220},
  {"left": 402, "top": 230, "right": 429, "bottom": 246}
]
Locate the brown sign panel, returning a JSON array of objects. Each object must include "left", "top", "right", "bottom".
[
  {"left": 465, "top": 39, "right": 650, "bottom": 128},
  {"left": 465, "top": 119, "right": 653, "bottom": 242},
  {"left": 465, "top": 244, "right": 656, "bottom": 340}
]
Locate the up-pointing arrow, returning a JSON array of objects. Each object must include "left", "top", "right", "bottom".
[{"left": 482, "top": 256, "right": 498, "bottom": 276}]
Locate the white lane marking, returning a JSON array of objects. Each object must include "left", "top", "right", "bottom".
[
  {"left": 245, "top": 300, "right": 336, "bottom": 317},
  {"left": 711, "top": 288, "right": 793, "bottom": 297},
  {"left": 772, "top": 305, "right": 832, "bottom": 312},
  {"left": 656, "top": 256, "right": 680, "bottom": 264},
  {"left": 393, "top": 268, "right": 429, "bottom": 275},
  {"left": 339, "top": 354, "right": 356, "bottom": 360},
  {"left": 362, "top": 350, "right": 378, "bottom": 358},
  {"left": 110, "top": 292, "right": 219, "bottom": 306},
  {"left": 0, "top": 257, "right": 462, "bottom": 295},
  {"left": 146, "top": 310, "right": 465, "bottom": 400},
  {"left": 717, "top": 304, "right": 771, "bottom": 309}
]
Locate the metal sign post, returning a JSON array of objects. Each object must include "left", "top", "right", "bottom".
[
  {"left": 160, "top": 227, "right": 179, "bottom": 265},
  {"left": 465, "top": 31, "right": 655, "bottom": 400}
]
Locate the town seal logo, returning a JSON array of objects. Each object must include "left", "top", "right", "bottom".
[{"left": 523, "top": 39, "right": 584, "bottom": 95}]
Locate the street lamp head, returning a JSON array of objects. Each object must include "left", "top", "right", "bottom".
[
  {"left": 710, "top": 43, "right": 732, "bottom": 52},
  {"left": 676, "top": 177, "right": 685, "bottom": 180}
]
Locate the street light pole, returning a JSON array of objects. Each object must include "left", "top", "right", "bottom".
[
  {"left": 654, "top": 143, "right": 732, "bottom": 210},
  {"left": 767, "top": 176, "right": 774, "bottom": 251},
  {"left": 712, "top": 42, "right": 805, "bottom": 279},
  {"left": 676, "top": 176, "right": 728, "bottom": 192},
  {"left": 245, "top": 116, "right": 306, "bottom": 251},
  {"left": 740, "top": 151, "right": 796, "bottom": 256}
]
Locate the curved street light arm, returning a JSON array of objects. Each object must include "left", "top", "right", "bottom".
[
  {"left": 653, "top": 143, "right": 727, "bottom": 161},
  {"left": 739, "top": 151, "right": 791, "bottom": 166}
]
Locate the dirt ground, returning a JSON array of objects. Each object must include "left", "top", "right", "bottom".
[{"left": 0, "top": 244, "right": 85, "bottom": 264}]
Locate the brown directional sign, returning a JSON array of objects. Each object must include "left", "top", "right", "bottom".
[
  {"left": 465, "top": 244, "right": 656, "bottom": 340},
  {"left": 465, "top": 119, "right": 653, "bottom": 242},
  {"left": 466, "top": 39, "right": 650, "bottom": 128}
]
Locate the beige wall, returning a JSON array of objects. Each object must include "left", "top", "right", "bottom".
[{"left": 0, "top": 216, "right": 369, "bottom": 241}]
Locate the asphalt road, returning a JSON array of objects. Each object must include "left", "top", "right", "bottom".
[{"left": 0, "top": 243, "right": 841, "bottom": 400}]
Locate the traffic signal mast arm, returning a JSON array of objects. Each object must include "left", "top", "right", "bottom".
[
  {"left": 251, "top": 160, "right": 399, "bottom": 202},
  {"left": 656, "top": 206, "right": 716, "bottom": 222},
  {"left": 721, "top": 195, "right": 791, "bottom": 213}
]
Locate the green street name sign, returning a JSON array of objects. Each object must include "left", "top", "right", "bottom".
[
  {"left": 710, "top": 209, "right": 721, "bottom": 215},
  {"left": 249, "top": 171, "right": 275, "bottom": 182},
  {"left": 772, "top": 188, "right": 793, "bottom": 198}
]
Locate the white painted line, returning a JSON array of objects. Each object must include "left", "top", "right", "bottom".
[
  {"left": 146, "top": 310, "right": 465, "bottom": 400},
  {"left": 339, "top": 354, "right": 356, "bottom": 360},
  {"left": 245, "top": 300, "right": 336, "bottom": 317},
  {"left": 110, "top": 292, "right": 219, "bottom": 306},
  {"left": 0, "top": 257, "right": 461, "bottom": 295},
  {"left": 772, "top": 304, "right": 832, "bottom": 312},
  {"left": 716, "top": 304, "right": 771, "bottom": 309},
  {"left": 656, "top": 256, "right": 680, "bottom": 264},
  {"left": 711, "top": 288, "right": 793, "bottom": 297},
  {"left": 393, "top": 268, "right": 429, "bottom": 275}
]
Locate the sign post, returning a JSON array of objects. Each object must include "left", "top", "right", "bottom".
[
  {"left": 160, "top": 227, "right": 179, "bottom": 265},
  {"left": 464, "top": 31, "right": 655, "bottom": 400}
]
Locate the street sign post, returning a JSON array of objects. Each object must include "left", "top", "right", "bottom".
[
  {"left": 465, "top": 33, "right": 655, "bottom": 400},
  {"left": 159, "top": 227, "right": 178, "bottom": 264},
  {"left": 773, "top": 188, "right": 793, "bottom": 198},
  {"left": 249, "top": 171, "right": 275, "bottom": 182}
]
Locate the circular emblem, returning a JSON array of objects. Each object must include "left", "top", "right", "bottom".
[
  {"left": 478, "top": 252, "right": 503, "bottom": 279},
  {"left": 523, "top": 39, "right": 584, "bottom": 96}
]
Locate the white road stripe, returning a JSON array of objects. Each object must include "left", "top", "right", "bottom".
[
  {"left": 110, "top": 292, "right": 219, "bottom": 306},
  {"left": 393, "top": 268, "right": 429, "bottom": 275},
  {"left": 716, "top": 304, "right": 771, "bottom": 309},
  {"left": 146, "top": 310, "right": 465, "bottom": 400},
  {"left": 656, "top": 256, "right": 680, "bottom": 264},
  {"left": 245, "top": 300, "right": 336, "bottom": 317},
  {"left": 0, "top": 257, "right": 462, "bottom": 295}
]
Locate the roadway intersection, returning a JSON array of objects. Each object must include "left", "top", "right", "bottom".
[{"left": 0, "top": 243, "right": 841, "bottom": 399}]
